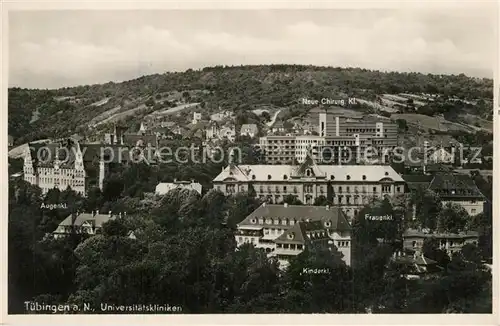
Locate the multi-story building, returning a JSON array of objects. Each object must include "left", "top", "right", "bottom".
[
  {"left": 258, "top": 135, "right": 298, "bottom": 164},
  {"left": 240, "top": 124, "right": 259, "bottom": 138},
  {"left": 236, "top": 203, "right": 352, "bottom": 268},
  {"left": 23, "top": 141, "right": 128, "bottom": 196},
  {"left": 259, "top": 110, "right": 398, "bottom": 164},
  {"left": 213, "top": 161, "right": 406, "bottom": 219},
  {"left": 192, "top": 112, "right": 202, "bottom": 125},
  {"left": 53, "top": 211, "right": 117, "bottom": 239},
  {"left": 23, "top": 141, "right": 91, "bottom": 195},
  {"left": 428, "top": 173, "right": 485, "bottom": 216},
  {"left": 403, "top": 229, "right": 479, "bottom": 256},
  {"left": 155, "top": 180, "right": 203, "bottom": 195}
]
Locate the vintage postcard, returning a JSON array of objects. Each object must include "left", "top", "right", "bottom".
[{"left": 2, "top": 0, "right": 498, "bottom": 325}]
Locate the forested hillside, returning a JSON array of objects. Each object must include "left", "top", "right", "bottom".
[{"left": 8, "top": 65, "right": 493, "bottom": 144}]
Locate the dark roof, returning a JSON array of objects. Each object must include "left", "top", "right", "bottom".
[
  {"left": 80, "top": 144, "right": 132, "bottom": 164},
  {"left": 28, "top": 141, "right": 79, "bottom": 168},
  {"left": 426, "top": 164, "right": 453, "bottom": 173},
  {"left": 240, "top": 204, "right": 351, "bottom": 232},
  {"left": 429, "top": 173, "right": 484, "bottom": 199},
  {"left": 275, "top": 221, "right": 331, "bottom": 244},
  {"left": 394, "top": 255, "right": 437, "bottom": 266},
  {"left": 123, "top": 134, "right": 157, "bottom": 147},
  {"left": 403, "top": 174, "right": 432, "bottom": 191},
  {"left": 403, "top": 174, "right": 433, "bottom": 183}
]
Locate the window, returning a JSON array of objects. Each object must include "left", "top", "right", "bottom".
[
  {"left": 362, "top": 175, "right": 366, "bottom": 180},
  {"left": 252, "top": 175, "right": 256, "bottom": 180},
  {"left": 297, "top": 244, "right": 303, "bottom": 250},
  {"left": 338, "top": 186, "right": 343, "bottom": 193},
  {"left": 283, "top": 186, "right": 287, "bottom": 193},
  {"left": 396, "top": 186, "right": 401, "bottom": 193},
  {"left": 471, "top": 209, "right": 477, "bottom": 214},
  {"left": 238, "top": 237, "right": 243, "bottom": 243},
  {"left": 382, "top": 185, "right": 391, "bottom": 193},
  {"left": 346, "top": 175, "right": 351, "bottom": 180},
  {"left": 267, "top": 174, "right": 272, "bottom": 180},
  {"left": 346, "top": 186, "right": 350, "bottom": 193},
  {"left": 283, "top": 175, "right": 288, "bottom": 180},
  {"left": 330, "top": 175, "right": 335, "bottom": 180},
  {"left": 306, "top": 169, "right": 311, "bottom": 177},
  {"left": 373, "top": 186, "right": 377, "bottom": 192},
  {"left": 412, "top": 241, "right": 416, "bottom": 248}
]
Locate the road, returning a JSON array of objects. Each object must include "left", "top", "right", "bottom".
[{"left": 266, "top": 109, "right": 282, "bottom": 127}]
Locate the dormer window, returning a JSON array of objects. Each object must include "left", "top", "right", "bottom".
[
  {"left": 384, "top": 172, "right": 389, "bottom": 176},
  {"left": 330, "top": 175, "right": 335, "bottom": 180},
  {"left": 287, "top": 233, "right": 295, "bottom": 240},
  {"left": 306, "top": 169, "right": 312, "bottom": 177},
  {"left": 346, "top": 175, "right": 351, "bottom": 180},
  {"left": 283, "top": 175, "right": 288, "bottom": 180},
  {"left": 267, "top": 174, "right": 272, "bottom": 180},
  {"left": 324, "top": 221, "right": 332, "bottom": 228},
  {"left": 250, "top": 218, "right": 257, "bottom": 224},
  {"left": 362, "top": 175, "right": 366, "bottom": 181},
  {"left": 229, "top": 171, "right": 233, "bottom": 176},
  {"left": 252, "top": 174, "right": 256, "bottom": 180}
]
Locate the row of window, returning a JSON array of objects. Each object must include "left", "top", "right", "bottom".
[
  {"left": 337, "top": 241, "right": 350, "bottom": 247},
  {"left": 277, "top": 243, "right": 304, "bottom": 250}
]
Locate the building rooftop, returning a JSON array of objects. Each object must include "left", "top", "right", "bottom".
[
  {"left": 274, "top": 220, "right": 331, "bottom": 244},
  {"left": 428, "top": 173, "right": 484, "bottom": 199},
  {"left": 239, "top": 204, "right": 351, "bottom": 233},
  {"left": 57, "top": 212, "right": 116, "bottom": 229},
  {"left": 214, "top": 164, "right": 405, "bottom": 183}
]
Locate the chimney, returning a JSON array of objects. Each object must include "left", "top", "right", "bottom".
[
  {"left": 91, "top": 210, "right": 95, "bottom": 216},
  {"left": 108, "top": 211, "right": 112, "bottom": 216},
  {"left": 326, "top": 205, "right": 330, "bottom": 210},
  {"left": 174, "top": 178, "right": 177, "bottom": 183},
  {"left": 284, "top": 203, "right": 288, "bottom": 208},
  {"left": 263, "top": 202, "right": 266, "bottom": 207},
  {"left": 124, "top": 212, "right": 127, "bottom": 216},
  {"left": 96, "top": 210, "right": 99, "bottom": 215}
]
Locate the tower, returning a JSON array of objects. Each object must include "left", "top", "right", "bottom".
[
  {"left": 319, "top": 112, "right": 327, "bottom": 137},
  {"left": 98, "top": 160, "right": 106, "bottom": 191}
]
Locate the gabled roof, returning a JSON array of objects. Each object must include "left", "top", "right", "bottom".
[
  {"left": 271, "top": 120, "right": 284, "bottom": 128},
  {"left": 429, "top": 173, "right": 484, "bottom": 198},
  {"left": 80, "top": 144, "right": 131, "bottom": 164},
  {"left": 214, "top": 164, "right": 404, "bottom": 183},
  {"left": 123, "top": 134, "right": 157, "bottom": 147},
  {"left": 57, "top": 212, "right": 116, "bottom": 229}
]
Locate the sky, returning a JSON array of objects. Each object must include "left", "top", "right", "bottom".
[{"left": 8, "top": 5, "right": 497, "bottom": 89}]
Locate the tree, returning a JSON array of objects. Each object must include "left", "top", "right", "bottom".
[
  {"left": 421, "top": 237, "right": 450, "bottom": 268},
  {"left": 281, "top": 243, "right": 352, "bottom": 313},
  {"left": 261, "top": 111, "right": 271, "bottom": 122},
  {"left": 313, "top": 195, "right": 331, "bottom": 206},
  {"left": 436, "top": 203, "right": 469, "bottom": 233},
  {"left": 226, "top": 193, "right": 260, "bottom": 228},
  {"left": 281, "top": 194, "right": 303, "bottom": 205},
  {"left": 414, "top": 188, "right": 442, "bottom": 231}
]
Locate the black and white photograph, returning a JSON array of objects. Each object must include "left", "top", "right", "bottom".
[{"left": 4, "top": 0, "right": 498, "bottom": 323}]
